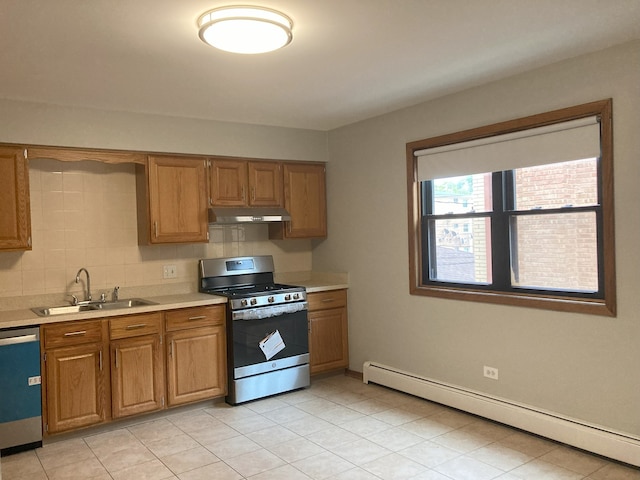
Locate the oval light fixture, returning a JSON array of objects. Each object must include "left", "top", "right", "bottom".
[{"left": 198, "top": 6, "right": 293, "bottom": 54}]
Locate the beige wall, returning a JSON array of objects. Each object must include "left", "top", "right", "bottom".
[
  {"left": 317, "top": 40, "right": 640, "bottom": 437},
  {"left": 0, "top": 99, "right": 328, "bottom": 162}
]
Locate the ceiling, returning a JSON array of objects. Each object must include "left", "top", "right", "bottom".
[{"left": 2, "top": 1, "right": 640, "bottom": 131}]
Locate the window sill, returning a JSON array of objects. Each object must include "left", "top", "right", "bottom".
[{"left": 410, "top": 284, "right": 615, "bottom": 317}]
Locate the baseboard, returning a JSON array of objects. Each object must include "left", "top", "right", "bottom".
[{"left": 363, "top": 361, "right": 640, "bottom": 467}]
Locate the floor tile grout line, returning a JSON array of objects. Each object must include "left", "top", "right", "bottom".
[{"left": 6, "top": 375, "right": 640, "bottom": 480}]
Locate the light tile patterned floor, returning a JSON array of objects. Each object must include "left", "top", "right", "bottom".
[{"left": 2, "top": 374, "right": 639, "bottom": 479}]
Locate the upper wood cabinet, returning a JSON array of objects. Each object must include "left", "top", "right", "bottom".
[
  {"left": 209, "top": 158, "right": 282, "bottom": 207},
  {"left": 0, "top": 146, "right": 31, "bottom": 251},
  {"left": 137, "top": 155, "right": 209, "bottom": 244},
  {"left": 269, "top": 162, "right": 327, "bottom": 239}
]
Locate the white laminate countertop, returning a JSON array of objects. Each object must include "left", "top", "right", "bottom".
[
  {"left": 0, "top": 293, "right": 227, "bottom": 330},
  {"left": 295, "top": 280, "right": 349, "bottom": 293},
  {"left": 0, "top": 281, "right": 348, "bottom": 330},
  {"left": 276, "top": 271, "right": 349, "bottom": 293}
]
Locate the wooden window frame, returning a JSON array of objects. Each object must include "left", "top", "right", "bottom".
[{"left": 406, "top": 99, "right": 616, "bottom": 316}]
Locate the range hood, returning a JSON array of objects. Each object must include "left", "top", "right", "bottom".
[{"left": 208, "top": 207, "right": 291, "bottom": 224}]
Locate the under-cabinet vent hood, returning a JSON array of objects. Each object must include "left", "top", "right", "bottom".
[{"left": 208, "top": 207, "right": 291, "bottom": 224}]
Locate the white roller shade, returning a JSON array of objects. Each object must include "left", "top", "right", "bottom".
[{"left": 416, "top": 116, "right": 600, "bottom": 181}]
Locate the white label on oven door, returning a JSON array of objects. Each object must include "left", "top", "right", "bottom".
[{"left": 259, "top": 329, "right": 285, "bottom": 361}]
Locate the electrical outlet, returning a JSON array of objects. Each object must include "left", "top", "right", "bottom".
[
  {"left": 163, "top": 264, "right": 177, "bottom": 279},
  {"left": 483, "top": 366, "right": 499, "bottom": 380}
]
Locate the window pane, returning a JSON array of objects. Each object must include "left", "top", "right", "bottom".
[
  {"left": 430, "top": 218, "right": 492, "bottom": 284},
  {"left": 513, "top": 158, "right": 598, "bottom": 211},
  {"left": 432, "top": 173, "right": 492, "bottom": 214},
  {"left": 510, "top": 212, "right": 598, "bottom": 292}
]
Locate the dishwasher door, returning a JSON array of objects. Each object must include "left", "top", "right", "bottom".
[{"left": 0, "top": 326, "right": 43, "bottom": 455}]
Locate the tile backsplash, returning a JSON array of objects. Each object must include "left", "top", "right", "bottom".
[{"left": 0, "top": 159, "right": 312, "bottom": 303}]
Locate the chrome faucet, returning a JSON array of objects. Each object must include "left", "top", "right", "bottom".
[
  {"left": 112, "top": 286, "right": 120, "bottom": 302},
  {"left": 75, "top": 268, "right": 92, "bottom": 302}
]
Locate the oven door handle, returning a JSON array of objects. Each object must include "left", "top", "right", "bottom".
[{"left": 232, "top": 302, "right": 308, "bottom": 321}]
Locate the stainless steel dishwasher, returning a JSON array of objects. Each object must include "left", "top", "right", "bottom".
[{"left": 0, "top": 326, "right": 43, "bottom": 455}]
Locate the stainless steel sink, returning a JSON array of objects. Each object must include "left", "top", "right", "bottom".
[
  {"left": 32, "top": 304, "right": 100, "bottom": 316},
  {"left": 32, "top": 298, "right": 156, "bottom": 317},
  {"left": 93, "top": 299, "right": 156, "bottom": 310}
]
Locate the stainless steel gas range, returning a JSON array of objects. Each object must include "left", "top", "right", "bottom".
[{"left": 198, "top": 255, "right": 310, "bottom": 405}]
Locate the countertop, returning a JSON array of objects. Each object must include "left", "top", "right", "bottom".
[
  {"left": 0, "top": 293, "right": 227, "bottom": 330},
  {"left": 0, "top": 278, "right": 348, "bottom": 330}
]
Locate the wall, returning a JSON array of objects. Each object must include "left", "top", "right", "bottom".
[
  {"left": 0, "top": 101, "right": 327, "bottom": 307},
  {"left": 0, "top": 99, "right": 328, "bottom": 162},
  {"left": 316, "top": 40, "right": 640, "bottom": 438}
]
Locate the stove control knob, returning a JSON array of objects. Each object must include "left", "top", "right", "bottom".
[
  {"left": 293, "top": 293, "right": 300, "bottom": 300},
  {"left": 284, "top": 294, "right": 291, "bottom": 301},
  {"left": 241, "top": 299, "right": 248, "bottom": 307},
  {"left": 268, "top": 296, "right": 275, "bottom": 303},
  {"left": 250, "top": 298, "right": 257, "bottom": 306}
]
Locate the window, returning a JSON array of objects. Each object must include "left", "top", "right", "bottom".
[{"left": 406, "top": 100, "right": 615, "bottom": 316}]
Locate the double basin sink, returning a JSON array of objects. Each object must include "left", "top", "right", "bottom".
[{"left": 32, "top": 299, "right": 156, "bottom": 317}]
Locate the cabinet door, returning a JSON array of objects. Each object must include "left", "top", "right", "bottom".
[
  {"left": 45, "top": 343, "right": 107, "bottom": 433},
  {"left": 248, "top": 161, "right": 282, "bottom": 207},
  {"left": 270, "top": 163, "right": 327, "bottom": 239},
  {"left": 147, "top": 155, "right": 208, "bottom": 243},
  {"left": 210, "top": 159, "right": 248, "bottom": 206},
  {"left": 111, "top": 335, "right": 164, "bottom": 418},
  {"left": 0, "top": 146, "right": 31, "bottom": 251},
  {"left": 309, "top": 307, "right": 349, "bottom": 375},
  {"left": 166, "top": 325, "right": 226, "bottom": 406}
]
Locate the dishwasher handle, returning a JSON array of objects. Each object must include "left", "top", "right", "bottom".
[{"left": 0, "top": 334, "right": 39, "bottom": 347}]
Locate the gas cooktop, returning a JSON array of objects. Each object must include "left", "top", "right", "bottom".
[{"left": 198, "top": 256, "right": 306, "bottom": 310}]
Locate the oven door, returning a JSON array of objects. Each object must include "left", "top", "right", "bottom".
[{"left": 230, "top": 303, "right": 309, "bottom": 379}]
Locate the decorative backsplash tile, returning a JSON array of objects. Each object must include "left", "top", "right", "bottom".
[{"left": 0, "top": 159, "right": 312, "bottom": 301}]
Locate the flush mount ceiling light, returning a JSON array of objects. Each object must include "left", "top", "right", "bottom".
[{"left": 198, "top": 5, "right": 293, "bottom": 54}]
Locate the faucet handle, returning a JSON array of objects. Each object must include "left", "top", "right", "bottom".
[
  {"left": 70, "top": 294, "right": 79, "bottom": 306},
  {"left": 113, "top": 286, "right": 120, "bottom": 302}
]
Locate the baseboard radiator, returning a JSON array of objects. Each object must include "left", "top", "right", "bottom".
[{"left": 363, "top": 361, "right": 640, "bottom": 467}]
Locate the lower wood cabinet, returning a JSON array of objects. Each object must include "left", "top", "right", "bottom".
[
  {"left": 41, "top": 320, "right": 110, "bottom": 434},
  {"left": 307, "top": 289, "right": 349, "bottom": 375},
  {"left": 109, "top": 312, "right": 164, "bottom": 419},
  {"left": 165, "top": 305, "right": 227, "bottom": 406},
  {"left": 41, "top": 304, "right": 227, "bottom": 435}
]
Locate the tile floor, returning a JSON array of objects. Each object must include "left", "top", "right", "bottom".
[{"left": 2, "top": 374, "right": 639, "bottom": 480}]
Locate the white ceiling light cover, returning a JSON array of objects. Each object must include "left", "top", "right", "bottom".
[{"left": 198, "top": 6, "right": 293, "bottom": 54}]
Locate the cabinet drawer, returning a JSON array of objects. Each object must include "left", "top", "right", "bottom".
[
  {"left": 307, "top": 289, "right": 347, "bottom": 311},
  {"left": 42, "top": 320, "right": 103, "bottom": 349},
  {"left": 165, "top": 305, "right": 225, "bottom": 332},
  {"left": 109, "top": 312, "right": 162, "bottom": 340}
]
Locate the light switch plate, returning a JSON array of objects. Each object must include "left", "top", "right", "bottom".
[{"left": 163, "top": 265, "right": 177, "bottom": 279}]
